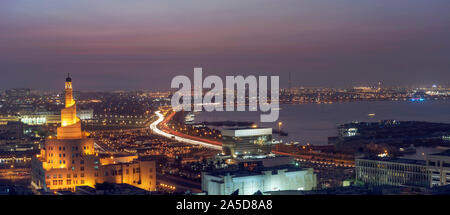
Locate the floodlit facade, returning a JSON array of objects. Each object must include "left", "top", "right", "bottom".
[
  {"left": 202, "top": 165, "right": 316, "bottom": 195},
  {"left": 31, "top": 75, "right": 156, "bottom": 192},
  {"left": 77, "top": 109, "right": 94, "bottom": 120},
  {"left": 426, "top": 150, "right": 450, "bottom": 187}
]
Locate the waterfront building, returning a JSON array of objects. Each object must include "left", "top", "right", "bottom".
[
  {"left": 355, "top": 157, "right": 430, "bottom": 188},
  {"left": 221, "top": 127, "right": 273, "bottom": 157},
  {"left": 332, "top": 121, "right": 450, "bottom": 152},
  {"left": 31, "top": 75, "right": 156, "bottom": 192},
  {"left": 202, "top": 164, "right": 316, "bottom": 195},
  {"left": 426, "top": 150, "right": 450, "bottom": 187}
]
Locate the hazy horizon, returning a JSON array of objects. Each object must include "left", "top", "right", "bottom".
[{"left": 1, "top": 0, "right": 450, "bottom": 91}]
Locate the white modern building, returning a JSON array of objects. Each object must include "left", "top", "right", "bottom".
[
  {"left": 221, "top": 127, "right": 273, "bottom": 157},
  {"left": 19, "top": 109, "right": 93, "bottom": 125},
  {"left": 202, "top": 165, "right": 316, "bottom": 195},
  {"left": 77, "top": 109, "right": 94, "bottom": 120}
]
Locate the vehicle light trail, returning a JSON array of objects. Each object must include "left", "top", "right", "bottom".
[{"left": 150, "top": 111, "right": 222, "bottom": 150}]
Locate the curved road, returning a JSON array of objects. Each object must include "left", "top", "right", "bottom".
[{"left": 150, "top": 111, "right": 222, "bottom": 150}]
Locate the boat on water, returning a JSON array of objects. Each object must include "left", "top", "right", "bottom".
[
  {"left": 272, "top": 139, "right": 283, "bottom": 144},
  {"left": 368, "top": 113, "right": 376, "bottom": 117},
  {"left": 399, "top": 145, "right": 417, "bottom": 154}
]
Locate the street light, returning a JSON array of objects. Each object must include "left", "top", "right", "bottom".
[{"left": 278, "top": 122, "right": 282, "bottom": 133}]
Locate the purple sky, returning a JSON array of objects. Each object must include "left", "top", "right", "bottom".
[{"left": 1, "top": 0, "right": 450, "bottom": 91}]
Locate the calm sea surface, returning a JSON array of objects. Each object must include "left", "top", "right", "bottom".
[{"left": 195, "top": 100, "right": 450, "bottom": 145}]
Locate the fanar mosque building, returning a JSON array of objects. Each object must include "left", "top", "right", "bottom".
[{"left": 31, "top": 75, "right": 156, "bottom": 192}]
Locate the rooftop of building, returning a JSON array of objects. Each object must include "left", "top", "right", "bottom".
[
  {"left": 235, "top": 154, "right": 287, "bottom": 161},
  {"left": 222, "top": 127, "right": 271, "bottom": 131},
  {"left": 263, "top": 185, "right": 419, "bottom": 195},
  {"left": 429, "top": 149, "right": 450, "bottom": 157},
  {"left": 74, "top": 183, "right": 152, "bottom": 195},
  {"left": 357, "top": 156, "right": 426, "bottom": 166},
  {"left": 0, "top": 121, "right": 23, "bottom": 126},
  {"left": 204, "top": 164, "right": 308, "bottom": 178},
  {"left": 221, "top": 127, "right": 273, "bottom": 137}
]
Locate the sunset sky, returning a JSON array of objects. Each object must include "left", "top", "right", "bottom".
[{"left": 1, "top": 0, "right": 449, "bottom": 90}]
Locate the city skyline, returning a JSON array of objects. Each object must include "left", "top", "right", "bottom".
[{"left": 1, "top": 0, "right": 450, "bottom": 90}]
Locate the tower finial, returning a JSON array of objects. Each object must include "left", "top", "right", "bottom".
[{"left": 66, "top": 73, "right": 72, "bottom": 82}]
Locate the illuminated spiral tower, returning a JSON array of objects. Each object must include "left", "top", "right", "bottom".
[
  {"left": 57, "top": 74, "right": 82, "bottom": 139},
  {"left": 31, "top": 74, "right": 156, "bottom": 192}
]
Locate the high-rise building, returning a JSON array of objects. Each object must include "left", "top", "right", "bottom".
[{"left": 31, "top": 75, "right": 156, "bottom": 192}]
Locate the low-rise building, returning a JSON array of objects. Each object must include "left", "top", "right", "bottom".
[
  {"left": 202, "top": 164, "right": 316, "bottom": 195},
  {"left": 426, "top": 150, "right": 450, "bottom": 187},
  {"left": 356, "top": 157, "right": 430, "bottom": 188}
]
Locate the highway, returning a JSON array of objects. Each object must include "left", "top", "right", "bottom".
[{"left": 149, "top": 111, "right": 222, "bottom": 150}]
